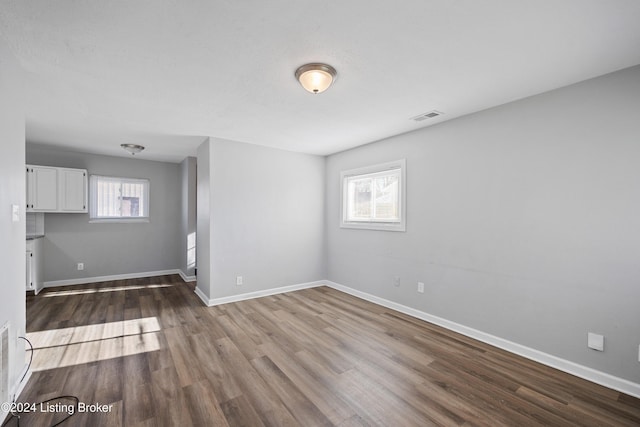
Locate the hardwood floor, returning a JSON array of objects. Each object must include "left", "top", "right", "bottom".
[{"left": 11, "top": 275, "right": 640, "bottom": 426}]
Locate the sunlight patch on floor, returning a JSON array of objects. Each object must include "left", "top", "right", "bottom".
[
  {"left": 26, "top": 317, "right": 162, "bottom": 371},
  {"left": 41, "top": 283, "right": 173, "bottom": 297}
]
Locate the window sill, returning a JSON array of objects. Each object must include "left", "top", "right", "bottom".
[
  {"left": 340, "top": 222, "right": 405, "bottom": 232},
  {"left": 89, "top": 218, "right": 150, "bottom": 224}
]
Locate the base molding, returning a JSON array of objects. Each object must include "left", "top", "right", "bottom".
[
  {"left": 324, "top": 280, "right": 640, "bottom": 399},
  {"left": 178, "top": 270, "right": 197, "bottom": 283},
  {"left": 194, "top": 280, "right": 325, "bottom": 307},
  {"left": 43, "top": 269, "right": 186, "bottom": 288},
  {"left": 12, "top": 366, "right": 31, "bottom": 401},
  {"left": 194, "top": 286, "right": 210, "bottom": 306}
]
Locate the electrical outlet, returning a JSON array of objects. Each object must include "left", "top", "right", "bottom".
[
  {"left": 393, "top": 276, "right": 400, "bottom": 287},
  {"left": 236, "top": 276, "right": 243, "bottom": 286},
  {"left": 77, "top": 263, "right": 84, "bottom": 271},
  {"left": 417, "top": 282, "right": 425, "bottom": 293},
  {"left": 587, "top": 332, "right": 604, "bottom": 351}
]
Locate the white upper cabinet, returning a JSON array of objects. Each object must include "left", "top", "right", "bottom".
[
  {"left": 26, "top": 165, "right": 58, "bottom": 211},
  {"left": 59, "top": 168, "right": 87, "bottom": 212},
  {"left": 26, "top": 165, "right": 88, "bottom": 213}
]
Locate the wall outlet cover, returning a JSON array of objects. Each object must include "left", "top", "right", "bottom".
[
  {"left": 77, "top": 263, "right": 84, "bottom": 271},
  {"left": 587, "top": 332, "right": 604, "bottom": 352},
  {"left": 236, "top": 276, "right": 243, "bottom": 286},
  {"left": 417, "top": 282, "right": 425, "bottom": 293}
]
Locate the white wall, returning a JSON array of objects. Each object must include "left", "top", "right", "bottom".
[
  {"left": 197, "top": 137, "right": 325, "bottom": 301},
  {"left": 26, "top": 144, "right": 182, "bottom": 282},
  {"left": 326, "top": 65, "right": 640, "bottom": 384},
  {"left": 0, "top": 37, "right": 27, "bottom": 401}
]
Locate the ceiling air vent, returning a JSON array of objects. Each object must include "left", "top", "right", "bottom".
[{"left": 411, "top": 110, "right": 443, "bottom": 122}]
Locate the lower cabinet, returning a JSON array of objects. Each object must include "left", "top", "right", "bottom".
[{"left": 26, "top": 238, "right": 44, "bottom": 294}]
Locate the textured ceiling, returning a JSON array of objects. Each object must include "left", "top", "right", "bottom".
[{"left": 1, "top": 1, "right": 640, "bottom": 162}]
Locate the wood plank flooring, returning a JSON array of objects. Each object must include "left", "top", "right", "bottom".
[{"left": 11, "top": 275, "right": 640, "bottom": 426}]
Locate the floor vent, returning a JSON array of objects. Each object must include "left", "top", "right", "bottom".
[
  {"left": 0, "top": 323, "right": 9, "bottom": 408},
  {"left": 411, "top": 110, "right": 443, "bottom": 121}
]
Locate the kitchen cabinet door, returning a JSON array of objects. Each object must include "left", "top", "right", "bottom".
[
  {"left": 26, "top": 249, "right": 33, "bottom": 291},
  {"left": 59, "top": 168, "right": 88, "bottom": 212},
  {"left": 26, "top": 239, "right": 43, "bottom": 294},
  {"left": 27, "top": 166, "right": 58, "bottom": 211}
]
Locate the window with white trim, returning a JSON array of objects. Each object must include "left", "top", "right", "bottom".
[
  {"left": 90, "top": 175, "right": 150, "bottom": 221},
  {"left": 340, "top": 159, "right": 406, "bottom": 231}
]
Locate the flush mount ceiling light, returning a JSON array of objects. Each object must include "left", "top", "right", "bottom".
[
  {"left": 295, "top": 63, "right": 337, "bottom": 94},
  {"left": 120, "top": 143, "right": 145, "bottom": 155}
]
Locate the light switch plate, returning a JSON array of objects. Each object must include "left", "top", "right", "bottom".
[
  {"left": 588, "top": 332, "right": 604, "bottom": 351},
  {"left": 12, "top": 204, "right": 19, "bottom": 222}
]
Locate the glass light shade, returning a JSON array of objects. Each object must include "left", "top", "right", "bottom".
[
  {"left": 120, "top": 144, "right": 145, "bottom": 155},
  {"left": 295, "top": 63, "right": 336, "bottom": 94}
]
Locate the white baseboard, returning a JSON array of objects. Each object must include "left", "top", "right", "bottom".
[
  {"left": 12, "top": 366, "right": 31, "bottom": 401},
  {"left": 194, "top": 280, "right": 326, "bottom": 307},
  {"left": 43, "top": 269, "right": 185, "bottom": 288},
  {"left": 194, "top": 286, "right": 210, "bottom": 306},
  {"left": 178, "top": 270, "right": 197, "bottom": 283},
  {"left": 324, "top": 280, "right": 640, "bottom": 399}
]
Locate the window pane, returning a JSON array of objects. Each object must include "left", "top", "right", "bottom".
[
  {"left": 373, "top": 173, "right": 399, "bottom": 220},
  {"left": 97, "top": 179, "right": 121, "bottom": 217},
  {"left": 347, "top": 177, "right": 372, "bottom": 220},
  {"left": 121, "top": 182, "right": 145, "bottom": 217}
]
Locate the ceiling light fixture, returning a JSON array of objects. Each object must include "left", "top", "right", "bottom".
[
  {"left": 295, "top": 63, "right": 337, "bottom": 94},
  {"left": 120, "top": 143, "right": 145, "bottom": 155}
]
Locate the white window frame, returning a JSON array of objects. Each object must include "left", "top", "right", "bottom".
[
  {"left": 89, "top": 175, "right": 150, "bottom": 223},
  {"left": 340, "top": 159, "right": 406, "bottom": 232}
]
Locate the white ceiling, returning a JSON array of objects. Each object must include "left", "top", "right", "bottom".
[{"left": 1, "top": 1, "right": 639, "bottom": 163}]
